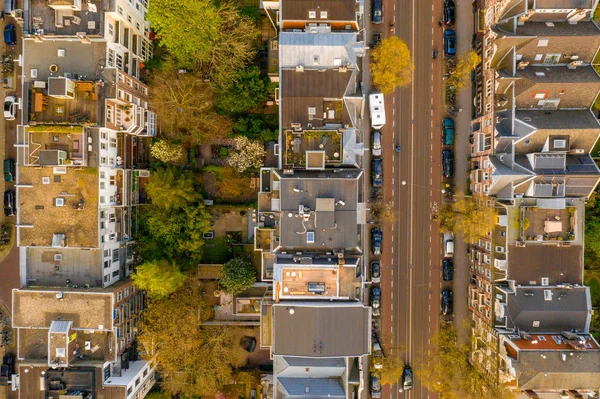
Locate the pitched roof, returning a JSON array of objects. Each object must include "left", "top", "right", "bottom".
[
  {"left": 279, "top": 32, "right": 360, "bottom": 69},
  {"left": 506, "top": 245, "right": 583, "bottom": 285},
  {"left": 280, "top": 0, "right": 357, "bottom": 22},
  {"left": 503, "top": 286, "right": 591, "bottom": 332}
]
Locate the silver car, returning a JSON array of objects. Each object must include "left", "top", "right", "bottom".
[
  {"left": 371, "top": 131, "right": 382, "bottom": 157},
  {"left": 3, "top": 95, "right": 16, "bottom": 120}
]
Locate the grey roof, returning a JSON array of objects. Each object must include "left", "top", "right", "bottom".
[
  {"left": 517, "top": 65, "right": 600, "bottom": 83},
  {"left": 273, "top": 302, "right": 370, "bottom": 357},
  {"left": 515, "top": 350, "right": 600, "bottom": 390},
  {"left": 506, "top": 245, "right": 583, "bottom": 286},
  {"left": 275, "top": 356, "right": 346, "bottom": 378},
  {"left": 278, "top": 377, "right": 345, "bottom": 398},
  {"left": 279, "top": 32, "right": 361, "bottom": 69},
  {"left": 515, "top": 110, "right": 600, "bottom": 131},
  {"left": 276, "top": 169, "right": 362, "bottom": 251},
  {"left": 504, "top": 286, "right": 591, "bottom": 332}
]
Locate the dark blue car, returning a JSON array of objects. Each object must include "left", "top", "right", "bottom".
[
  {"left": 371, "top": 228, "right": 382, "bottom": 255},
  {"left": 444, "top": 29, "right": 456, "bottom": 56},
  {"left": 4, "top": 24, "right": 15, "bottom": 46},
  {"left": 443, "top": 259, "right": 453, "bottom": 281},
  {"left": 372, "top": 158, "right": 383, "bottom": 187},
  {"left": 372, "top": 0, "right": 383, "bottom": 24}
]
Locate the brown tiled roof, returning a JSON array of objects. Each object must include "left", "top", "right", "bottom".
[{"left": 281, "top": 0, "right": 357, "bottom": 21}]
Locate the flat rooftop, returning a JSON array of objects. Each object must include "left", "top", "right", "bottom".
[
  {"left": 521, "top": 206, "right": 578, "bottom": 242},
  {"left": 507, "top": 245, "right": 583, "bottom": 286},
  {"left": 30, "top": 0, "right": 104, "bottom": 36},
  {"left": 276, "top": 169, "right": 362, "bottom": 251},
  {"left": 25, "top": 247, "right": 103, "bottom": 288},
  {"left": 280, "top": 0, "right": 358, "bottom": 21},
  {"left": 272, "top": 302, "right": 370, "bottom": 357},
  {"left": 279, "top": 267, "right": 339, "bottom": 297},
  {"left": 13, "top": 289, "right": 112, "bottom": 330},
  {"left": 504, "top": 333, "right": 598, "bottom": 356},
  {"left": 27, "top": 126, "right": 87, "bottom": 165},
  {"left": 18, "top": 166, "right": 99, "bottom": 248}
]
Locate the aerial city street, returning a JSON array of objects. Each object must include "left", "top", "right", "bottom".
[{"left": 0, "top": 0, "right": 600, "bottom": 398}]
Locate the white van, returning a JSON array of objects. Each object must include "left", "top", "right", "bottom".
[
  {"left": 369, "top": 93, "right": 386, "bottom": 130},
  {"left": 443, "top": 232, "right": 454, "bottom": 258}
]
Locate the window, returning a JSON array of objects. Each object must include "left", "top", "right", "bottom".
[
  {"left": 104, "top": 260, "right": 111, "bottom": 269},
  {"left": 112, "top": 270, "right": 119, "bottom": 278},
  {"left": 308, "top": 10, "right": 316, "bottom": 18},
  {"left": 127, "top": 14, "right": 132, "bottom": 23},
  {"left": 135, "top": 377, "right": 140, "bottom": 386},
  {"left": 534, "top": 54, "right": 543, "bottom": 61},
  {"left": 312, "top": 55, "right": 319, "bottom": 65},
  {"left": 106, "top": 106, "right": 114, "bottom": 123},
  {"left": 110, "top": 213, "right": 116, "bottom": 223},
  {"left": 101, "top": 143, "right": 107, "bottom": 150},
  {"left": 118, "top": 6, "right": 123, "bottom": 15},
  {"left": 104, "top": 249, "right": 109, "bottom": 257},
  {"left": 537, "top": 39, "right": 549, "bottom": 47},
  {"left": 100, "top": 221, "right": 105, "bottom": 229},
  {"left": 100, "top": 171, "right": 105, "bottom": 179},
  {"left": 535, "top": 72, "right": 546, "bottom": 77},
  {"left": 101, "top": 157, "right": 107, "bottom": 164},
  {"left": 100, "top": 196, "right": 106, "bottom": 204},
  {"left": 108, "top": 23, "right": 114, "bottom": 36},
  {"left": 495, "top": 246, "right": 504, "bottom": 253},
  {"left": 537, "top": 335, "right": 547, "bottom": 341},
  {"left": 104, "top": 274, "right": 110, "bottom": 283},
  {"left": 534, "top": 92, "right": 547, "bottom": 99},
  {"left": 532, "top": 320, "right": 540, "bottom": 327},
  {"left": 136, "top": 22, "right": 141, "bottom": 31},
  {"left": 124, "top": 287, "right": 130, "bottom": 297},
  {"left": 500, "top": 231, "right": 506, "bottom": 237},
  {"left": 544, "top": 290, "right": 552, "bottom": 301},
  {"left": 554, "top": 139, "right": 566, "bottom": 149},
  {"left": 127, "top": 387, "right": 132, "bottom": 396},
  {"left": 320, "top": 11, "right": 328, "bottom": 18},
  {"left": 541, "top": 277, "right": 549, "bottom": 286},
  {"left": 143, "top": 368, "right": 148, "bottom": 377},
  {"left": 543, "top": 54, "right": 561, "bottom": 64},
  {"left": 112, "top": 250, "right": 119, "bottom": 262}
]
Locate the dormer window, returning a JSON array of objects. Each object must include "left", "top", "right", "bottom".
[
  {"left": 313, "top": 55, "right": 320, "bottom": 65},
  {"left": 553, "top": 139, "right": 566, "bottom": 149},
  {"left": 320, "top": 11, "right": 328, "bottom": 18},
  {"left": 308, "top": 10, "right": 316, "bottom": 18}
]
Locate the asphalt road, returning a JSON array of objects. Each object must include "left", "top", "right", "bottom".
[{"left": 370, "top": 0, "right": 444, "bottom": 398}]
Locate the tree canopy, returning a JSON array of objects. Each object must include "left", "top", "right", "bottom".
[
  {"left": 138, "top": 280, "right": 247, "bottom": 397},
  {"left": 227, "top": 136, "right": 266, "bottom": 173},
  {"left": 447, "top": 51, "right": 481, "bottom": 92},
  {"left": 138, "top": 166, "right": 211, "bottom": 263},
  {"left": 215, "top": 66, "right": 274, "bottom": 114},
  {"left": 131, "top": 260, "right": 186, "bottom": 299},
  {"left": 149, "top": 68, "right": 231, "bottom": 145},
  {"left": 371, "top": 350, "right": 404, "bottom": 386},
  {"left": 371, "top": 36, "right": 413, "bottom": 94},
  {"left": 439, "top": 195, "right": 498, "bottom": 243},
  {"left": 150, "top": 140, "right": 185, "bottom": 164},
  {"left": 220, "top": 258, "right": 257, "bottom": 294},
  {"left": 416, "top": 325, "right": 513, "bottom": 399},
  {"left": 147, "top": 0, "right": 258, "bottom": 85}
]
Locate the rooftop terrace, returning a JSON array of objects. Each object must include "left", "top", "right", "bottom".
[{"left": 18, "top": 166, "right": 99, "bottom": 248}]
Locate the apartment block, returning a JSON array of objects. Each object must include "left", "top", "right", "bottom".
[
  {"left": 12, "top": 281, "right": 154, "bottom": 399},
  {"left": 469, "top": 0, "right": 600, "bottom": 396}
]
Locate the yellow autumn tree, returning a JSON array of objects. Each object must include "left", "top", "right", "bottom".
[
  {"left": 447, "top": 50, "right": 481, "bottom": 91},
  {"left": 371, "top": 36, "right": 413, "bottom": 94},
  {"left": 439, "top": 194, "right": 497, "bottom": 243}
]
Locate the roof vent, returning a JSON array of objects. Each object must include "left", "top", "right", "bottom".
[{"left": 544, "top": 290, "right": 552, "bottom": 301}]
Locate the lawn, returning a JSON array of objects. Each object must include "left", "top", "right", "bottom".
[{"left": 202, "top": 236, "right": 231, "bottom": 264}]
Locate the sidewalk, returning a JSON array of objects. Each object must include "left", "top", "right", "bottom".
[{"left": 450, "top": 0, "right": 474, "bottom": 343}]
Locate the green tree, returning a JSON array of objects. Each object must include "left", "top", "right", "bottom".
[
  {"left": 149, "top": 68, "right": 231, "bottom": 144},
  {"left": 145, "top": 391, "right": 172, "bottom": 399},
  {"left": 138, "top": 280, "right": 247, "bottom": 397},
  {"left": 416, "top": 325, "right": 513, "bottom": 399},
  {"left": 439, "top": 195, "right": 498, "bottom": 243},
  {"left": 215, "top": 66, "right": 274, "bottom": 114},
  {"left": 227, "top": 136, "right": 265, "bottom": 173},
  {"left": 147, "top": 1, "right": 258, "bottom": 85},
  {"left": 150, "top": 140, "right": 185, "bottom": 163},
  {"left": 132, "top": 260, "right": 186, "bottom": 299},
  {"left": 219, "top": 258, "right": 256, "bottom": 294},
  {"left": 447, "top": 50, "right": 481, "bottom": 91},
  {"left": 371, "top": 36, "right": 413, "bottom": 94},
  {"left": 146, "top": 167, "right": 199, "bottom": 210},
  {"left": 232, "top": 113, "right": 278, "bottom": 141}
]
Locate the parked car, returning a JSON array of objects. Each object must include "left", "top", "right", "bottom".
[
  {"left": 442, "top": 118, "right": 455, "bottom": 145},
  {"left": 443, "top": 231, "right": 454, "bottom": 257},
  {"left": 372, "top": 158, "right": 383, "bottom": 187},
  {"left": 442, "top": 149, "right": 454, "bottom": 178},
  {"left": 371, "top": 131, "right": 382, "bottom": 157},
  {"left": 371, "top": 286, "right": 381, "bottom": 316},
  {"left": 444, "top": 29, "right": 456, "bottom": 56},
  {"left": 444, "top": 0, "right": 456, "bottom": 25},
  {"left": 3, "top": 158, "right": 14, "bottom": 182},
  {"left": 372, "top": 342, "right": 383, "bottom": 369},
  {"left": 370, "top": 374, "right": 382, "bottom": 398},
  {"left": 3, "top": 95, "right": 16, "bottom": 120},
  {"left": 401, "top": 365, "right": 413, "bottom": 392},
  {"left": 371, "top": 261, "right": 381, "bottom": 283},
  {"left": 240, "top": 336, "right": 256, "bottom": 353},
  {"left": 0, "top": 353, "right": 14, "bottom": 386},
  {"left": 441, "top": 289, "right": 453, "bottom": 315},
  {"left": 372, "top": 0, "right": 383, "bottom": 24},
  {"left": 3, "top": 24, "right": 15, "bottom": 46},
  {"left": 442, "top": 258, "right": 453, "bottom": 281},
  {"left": 371, "top": 228, "right": 383, "bottom": 255},
  {"left": 3, "top": 189, "right": 14, "bottom": 217}
]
